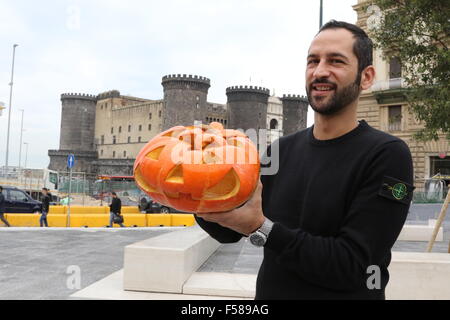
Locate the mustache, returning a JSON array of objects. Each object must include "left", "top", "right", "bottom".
[{"left": 309, "top": 79, "right": 337, "bottom": 90}]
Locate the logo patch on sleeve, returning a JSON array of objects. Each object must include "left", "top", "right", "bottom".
[{"left": 378, "top": 175, "right": 415, "bottom": 205}]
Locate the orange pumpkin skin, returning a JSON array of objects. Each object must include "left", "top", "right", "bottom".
[{"left": 133, "top": 122, "right": 260, "bottom": 213}]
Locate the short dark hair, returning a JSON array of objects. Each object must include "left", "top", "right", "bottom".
[
  {"left": 111, "top": 192, "right": 117, "bottom": 196},
  {"left": 318, "top": 20, "right": 373, "bottom": 75}
]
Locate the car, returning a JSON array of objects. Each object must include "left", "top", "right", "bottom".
[
  {"left": 138, "top": 195, "right": 187, "bottom": 214},
  {"left": 1, "top": 186, "right": 43, "bottom": 213}
]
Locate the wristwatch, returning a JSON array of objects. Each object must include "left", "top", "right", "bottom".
[{"left": 249, "top": 218, "right": 274, "bottom": 247}]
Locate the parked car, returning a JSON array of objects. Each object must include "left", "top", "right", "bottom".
[
  {"left": 1, "top": 186, "right": 42, "bottom": 213},
  {"left": 138, "top": 195, "right": 187, "bottom": 214}
]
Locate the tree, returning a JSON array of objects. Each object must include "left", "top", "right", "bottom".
[{"left": 367, "top": 0, "right": 449, "bottom": 141}]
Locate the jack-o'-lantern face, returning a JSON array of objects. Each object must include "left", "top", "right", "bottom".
[{"left": 133, "top": 122, "right": 260, "bottom": 213}]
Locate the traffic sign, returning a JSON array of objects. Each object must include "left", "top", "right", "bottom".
[{"left": 67, "top": 154, "right": 75, "bottom": 169}]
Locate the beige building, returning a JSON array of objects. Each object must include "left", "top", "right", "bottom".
[
  {"left": 95, "top": 90, "right": 164, "bottom": 161},
  {"left": 353, "top": 0, "right": 449, "bottom": 188}
]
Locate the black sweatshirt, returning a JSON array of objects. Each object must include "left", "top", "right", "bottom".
[
  {"left": 110, "top": 197, "right": 122, "bottom": 214},
  {"left": 195, "top": 120, "right": 414, "bottom": 300}
]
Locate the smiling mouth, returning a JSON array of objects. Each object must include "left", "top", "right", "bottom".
[{"left": 311, "top": 84, "right": 335, "bottom": 92}]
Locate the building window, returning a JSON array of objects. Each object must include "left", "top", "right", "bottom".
[
  {"left": 128, "top": 125, "right": 131, "bottom": 132},
  {"left": 139, "top": 124, "right": 142, "bottom": 131},
  {"left": 196, "top": 96, "right": 199, "bottom": 101},
  {"left": 113, "top": 136, "right": 116, "bottom": 144},
  {"left": 138, "top": 136, "right": 142, "bottom": 143},
  {"left": 158, "top": 110, "right": 162, "bottom": 118},
  {"left": 196, "top": 103, "right": 199, "bottom": 109},
  {"left": 148, "top": 124, "right": 152, "bottom": 131},
  {"left": 123, "top": 151, "right": 127, "bottom": 158},
  {"left": 119, "top": 126, "right": 122, "bottom": 133},
  {"left": 128, "top": 136, "right": 131, "bottom": 143},
  {"left": 100, "top": 149, "right": 103, "bottom": 156},
  {"left": 101, "top": 135, "right": 104, "bottom": 145},
  {"left": 149, "top": 113, "right": 152, "bottom": 120},
  {"left": 270, "top": 119, "right": 278, "bottom": 130},
  {"left": 430, "top": 156, "right": 450, "bottom": 177},
  {"left": 112, "top": 151, "right": 115, "bottom": 158},
  {"left": 111, "top": 127, "right": 114, "bottom": 134},
  {"left": 389, "top": 57, "right": 402, "bottom": 89},
  {"left": 388, "top": 105, "right": 402, "bottom": 131}
]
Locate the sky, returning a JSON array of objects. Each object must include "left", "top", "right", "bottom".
[{"left": 0, "top": 0, "right": 357, "bottom": 169}]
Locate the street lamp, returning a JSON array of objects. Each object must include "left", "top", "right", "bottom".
[
  {"left": 18, "top": 108, "right": 24, "bottom": 172},
  {"left": 23, "top": 142, "right": 29, "bottom": 169},
  {"left": 4, "top": 44, "right": 19, "bottom": 178},
  {"left": 319, "top": 0, "right": 323, "bottom": 29}
]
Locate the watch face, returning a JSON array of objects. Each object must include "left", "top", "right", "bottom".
[{"left": 250, "top": 233, "right": 265, "bottom": 247}]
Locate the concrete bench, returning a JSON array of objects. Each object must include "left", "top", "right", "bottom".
[
  {"left": 398, "top": 219, "right": 444, "bottom": 242},
  {"left": 123, "top": 225, "right": 220, "bottom": 293}
]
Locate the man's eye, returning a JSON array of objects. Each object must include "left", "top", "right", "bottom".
[
  {"left": 307, "top": 60, "right": 318, "bottom": 65},
  {"left": 331, "top": 59, "right": 344, "bottom": 64}
]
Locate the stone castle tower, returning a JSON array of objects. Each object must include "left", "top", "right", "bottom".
[
  {"left": 161, "top": 74, "right": 211, "bottom": 130},
  {"left": 226, "top": 86, "right": 270, "bottom": 132},
  {"left": 281, "top": 94, "right": 309, "bottom": 136},
  {"left": 48, "top": 93, "right": 97, "bottom": 173}
]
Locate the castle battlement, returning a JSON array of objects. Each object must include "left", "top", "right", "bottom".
[
  {"left": 162, "top": 74, "right": 211, "bottom": 85},
  {"left": 97, "top": 90, "right": 121, "bottom": 100},
  {"left": 61, "top": 93, "right": 97, "bottom": 101},
  {"left": 226, "top": 85, "right": 270, "bottom": 96},
  {"left": 281, "top": 94, "right": 308, "bottom": 101}
]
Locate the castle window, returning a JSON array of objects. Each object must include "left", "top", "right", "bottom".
[
  {"left": 139, "top": 125, "right": 142, "bottom": 131},
  {"left": 158, "top": 110, "right": 162, "bottom": 118},
  {"left": 388, "top": 105, "right": 402, "bottom": 131},
  {"left": 111, "top": 127, "right": 114, "bottom": 134},
  {"left": 113, "top": 136, "right": 116, "bottom": 144},
  {"left": 119, "top": 126, "right": 122, "bottom": 133},
  {"left": 196, "top": 96, "right": 199, "bottom": 101},
  {"left": 100, "top": 149, "right": 103, "bottom": 156},
  {"left": 101, "top": 135, "right": 104, "bottom": 145},
  {"left": 270, "top": 119, "right": 278, "bottom": 130},
  {"left": 128, "top": 136, "right": 131, "bottom": 143},
  {"left": 123, "top": 151, "right": 126, "bottom": 158},
  {"left": 149, "top": 113, "right": 152, "bottom": 120},
  {"left": 138, "top": 136, "right": 142, "bottom": 143},
  {"left": 148, "top": 124, "right": 152, "bottom": 131},
  {"left": 128, "top": 125, "right": 131, "bottom": 132},
  {"left": 196, "top": 103, "right": 199, "bottom": 109},
  {"left": 112, "top": 151, "right": 115, "bottom": 158}
]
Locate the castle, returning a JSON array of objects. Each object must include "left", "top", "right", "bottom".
[{"left": 48, "top": 74, "right": 309, "bottom": 176}]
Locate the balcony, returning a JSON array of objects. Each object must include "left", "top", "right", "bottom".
[{"left": 372, "top": 78, "right": 408, "bottom": 104}]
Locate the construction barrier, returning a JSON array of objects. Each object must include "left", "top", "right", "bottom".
[
  {"left": 146, "top": 214, "right": 172, "bottom": 227},
  {"left": 69, "top": 206, "right": 109, "bottom": 214},
  {"left": 2, "top": 212, "right": 196, "bottom": 228},
  {"left": 171, "top": 213, "right": 196, "bottom": 227},
  {"left": 121, "top": 206, "right": 141, "bottom": 214},
  {"left": 49, "top": 206, "right": 67, "bottom": 214}
]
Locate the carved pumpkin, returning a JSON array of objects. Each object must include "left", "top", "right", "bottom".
[{"left": 133, "top": 122, "right": 260, "bottom": 213}]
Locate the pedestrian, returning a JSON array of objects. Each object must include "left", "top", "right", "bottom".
[
  {"left": 109, "top": 192, "right": 125, "bottom": 228},
  {"left": 195, "top": 20, "right": 415, "bottom": 299},
  {"left": 0, "top": 186, "right": 11, "bottom": 227},
  {"left": 40, "top": 188, "right": 50, "bottom": 227}
]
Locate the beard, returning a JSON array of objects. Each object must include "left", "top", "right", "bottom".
[{"left": 306, "top": 74, "right": 361, "bottom": 116}]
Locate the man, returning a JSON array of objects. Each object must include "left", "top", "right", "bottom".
[
  {"left": 40, "top": 188, "right": 50, "bottom": 227},
  {"left": 195, "top": 20, "right": 414, "bottom": 299},
  {"left": 0, "top": 186, "right": 11, "bottom": 227},
  {"left": 109, "top": 192, "right": 125, "bottom": 228}
]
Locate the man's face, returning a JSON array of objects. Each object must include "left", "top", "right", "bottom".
[{"left": 306, "top": 28, "right": 361, "bottom": 115}]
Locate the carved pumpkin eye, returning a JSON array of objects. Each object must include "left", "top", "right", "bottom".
[{"left": 133, "top": 122, "right": 260, "bottom": 213}]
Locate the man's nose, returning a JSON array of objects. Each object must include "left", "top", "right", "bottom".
[{"left": 312, "top": 60, "right": 331, "bottom": 79}]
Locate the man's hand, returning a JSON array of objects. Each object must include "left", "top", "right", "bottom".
[{"left": 196, "top": 181, "right": 265, "bottom": 236}]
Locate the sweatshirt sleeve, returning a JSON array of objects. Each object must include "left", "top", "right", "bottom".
[
  {"left": 194, "top": 215, "right": 244, "bottom": 243},
  {"left": 264, "top": 140, "right": 414, "bottom": 291}
]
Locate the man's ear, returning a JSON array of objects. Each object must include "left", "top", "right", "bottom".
[{"left": 360, "top": 65, "right": 376, "bottom": 90}]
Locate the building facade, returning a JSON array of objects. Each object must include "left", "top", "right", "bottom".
[
  {"left": 48, "top": 74, "right": 309, "bottom": 176},
  {"left": 353, "top": 0, "right": 450, "bottom": 188}
]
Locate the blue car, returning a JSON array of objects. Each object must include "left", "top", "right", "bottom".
[{"left": 1, "top": 186, "right": 42, "bottom": 213}]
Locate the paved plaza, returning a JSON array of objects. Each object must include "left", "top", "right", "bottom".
[{"left": 0, "top": 204, "right": 448, "bottom": 299}]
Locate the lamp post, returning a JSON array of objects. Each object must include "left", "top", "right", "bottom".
[
  {"left": 4, "top": 44, "right": 19, "bottom": 178},
  {"left": 18, "top": 108, "right": 24, "bottom": 178},
  {"left": 319, "top": 0, "right": 323, "bottom": 29},
  {"left": 23, "top": 142, "right": 29, "bottom": 169}
]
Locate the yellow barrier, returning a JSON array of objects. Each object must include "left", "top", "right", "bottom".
[
  {"left": 49, "top": 206, "right": 67, "bottom": 214},
  {"left": 5, "top": 214, "right": 40, "bottom": 227},
  {"left": 121, "top": 206, "right": 141, "bottom": 214},
  {"left": 69, "top": 206, "right": 109, "bottom": 214},
  {"left": 69, "top": 214, "right": 109, "bottom": 227},
  {"left": 171, "top": 214, "right": 196, "bottom": 227},
  {"left": 113, "top": 214, "right": 147, "bottom": 228},
  {"left": 48, "top": 214, "right": 68, "bottom": 227},
  {"left": 146, "top": 214, "right": 172, "bottom": 227}
]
